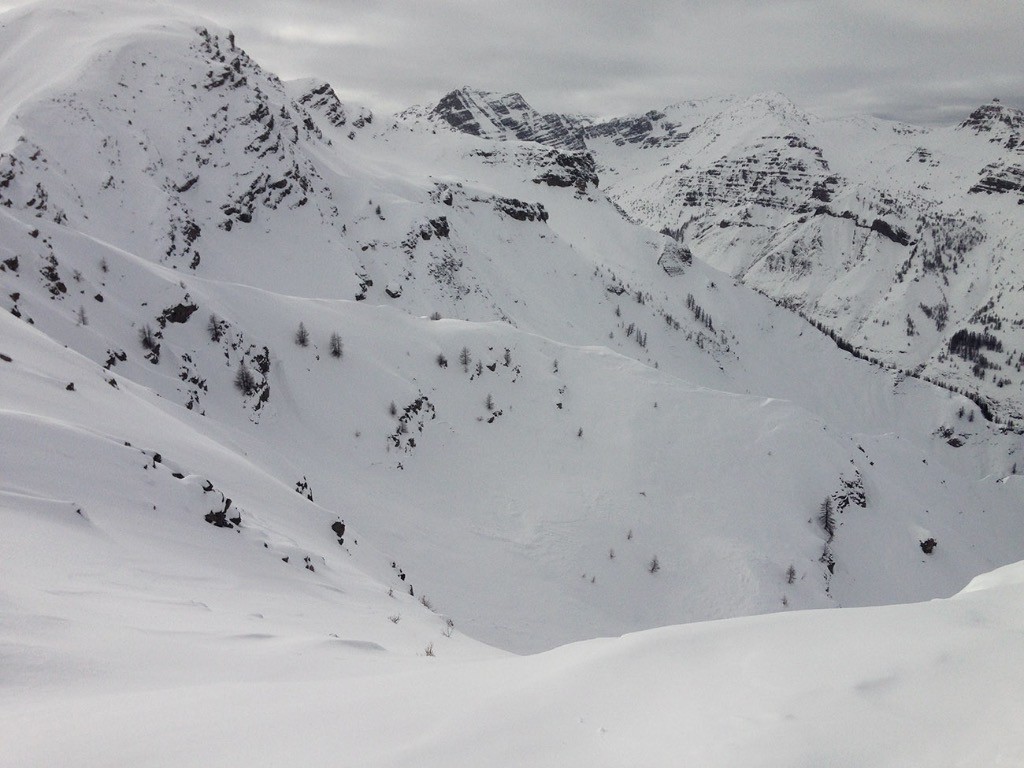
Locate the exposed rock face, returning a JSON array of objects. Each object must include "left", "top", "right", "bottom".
[
  {"left": 294, "top": 80, "right": 350, "bottom": 129},
  {"left": 970, "top": 162, "right": 1024, "bottom": 196},
  {"left": 429, "top": 87, "right": 587, "bottom": 151},
  {"left": 416, "top": 88, "right": 600, "bottom": 194},
  {"left": 584, "top": 110, "right": 692, "bottom": 149},
  {"left": 958, "top": 101, "right": 1024, "bottom": 151},
  {"left": 493, "top": 197, "right": 548, "bottom": 222},
  {"left": 432, "top": 89, "right": 486, "bottom": 135},
  {"left": 657, "top": 241, "right": 692, "bottom": 276},
  {"left": 958, "top": 102, "right": 1024, "bottom": 201},
  {"left": 291, "top": 78, "right": 374, "bottom": 137},
  {"left": 532, "top": 150, "right": 598, "bottom": 193}
]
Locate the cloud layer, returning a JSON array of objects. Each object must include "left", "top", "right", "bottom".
[{"left": 9, "top": 1, "right": 1024, "bottom": 123}]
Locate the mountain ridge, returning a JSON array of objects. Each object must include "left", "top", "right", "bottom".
[{"left": 412, "top": 85, "right": 1024, "bottom": 422}]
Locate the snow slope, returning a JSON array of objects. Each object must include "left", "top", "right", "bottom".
[{"left": 6, "top": 507, "right": 1024, "bottom": 767}]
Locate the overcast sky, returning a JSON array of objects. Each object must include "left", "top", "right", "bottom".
[{"left": 6, "top": 1, "right": 1024, "bottom": 124}]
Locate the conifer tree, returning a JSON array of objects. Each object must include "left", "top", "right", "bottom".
[
  {"left": 234, "top": 361, "right": 256, "bottom": 395},
  {"left": 819, "top": 497, "right": 836, "bottom": 541}
]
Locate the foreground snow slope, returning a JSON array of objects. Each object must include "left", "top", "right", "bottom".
[{"left": 5, "top": 529, "right": 1023, "bottom": 767}]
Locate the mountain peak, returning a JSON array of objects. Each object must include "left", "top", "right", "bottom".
[
  {"left": 958, "top": 99, "right": 1024, "bottom": 149},
  {"left": 428, "top": 86, "right": 586, "bottom": 150},
  {"left": 734, "top": 91, "right": 811, "bottom": 125}
]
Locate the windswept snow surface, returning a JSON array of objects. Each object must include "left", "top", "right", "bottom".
[
  {"left": 4, "top": 526, "right": 1024, "bottom": 767},
  {"left": 3, "top": 2, "right": 1024, "bottom": 764}
]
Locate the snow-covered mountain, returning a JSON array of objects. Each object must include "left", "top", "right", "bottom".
[
  {"left": 419, "top": 87, "right": 1024, "bottom": 424},
  {"left": 3, "top": 2, "right": 1024, "bottom": 764},
  {"left": 404, "top": 86, "right": 588, "bottom": 151}
]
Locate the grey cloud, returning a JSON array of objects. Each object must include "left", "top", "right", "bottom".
[{"left": 6, "top": 0, "right": 1024, "bottom": 123}]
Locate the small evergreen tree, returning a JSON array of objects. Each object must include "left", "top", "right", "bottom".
[
  {"left": 818, "top": 497, "right": 836, "bottom": 541},
  {"left": 459, "top": 346, "right": 471, "bottom": 371},
  {"left": 75, "top": 306, "right": 88, "bottom": 326},
  {"left": 139, "top": 325, "right": 160, "bottom": 363},
  {"left": 295, "top": 322, "right": 309, "bottom": 347},
  {"left": 234, "top": 361, "right": 256, "bottom": 395},
  {"left": 485, "top": 393, "right": 494, "bottom": 411},
  {"left": 139, "top": 324, "right": 157, "bottom": 350},
  {"left": 648, "top": 555, "right": 660, "bottom": 573},
  {"left": 329, "top": 332, "right": 343, "bottom": 358},
  {"left": 207, "top": 313, "right": 224, "bottom": 342}
]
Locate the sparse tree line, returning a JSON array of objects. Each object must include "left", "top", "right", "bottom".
[{"left": 685, "top": 293, "right": 714, "bottom": 331}]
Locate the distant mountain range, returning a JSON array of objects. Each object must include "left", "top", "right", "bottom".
[{"left": 414, "top": 86, "right": 1024, "bottom": 424}]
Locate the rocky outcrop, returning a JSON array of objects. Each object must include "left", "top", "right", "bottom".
[
  {"left": 657, "top": 241, "right": 692, "bottom": 276},
  {"left": 429, "top": 87, "right": 586, "bottom": 151},
  {"left": 532, "top": 150, "right": 598, "bottom": 193},
  {"left": 970, "top": 162, "right": 1024, "bottom": 198},
  {"left": 958, "top": 101, "right": 1024, "bottom": 151},
  {"left": 493, "top": 197, "right": 548, "bottom": 222},
  {"left": 584, "top": 110, "right": 691, "bottom": 149},
  {"left": 294, "top": 80, "right": 350, "bottom": 128}
]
